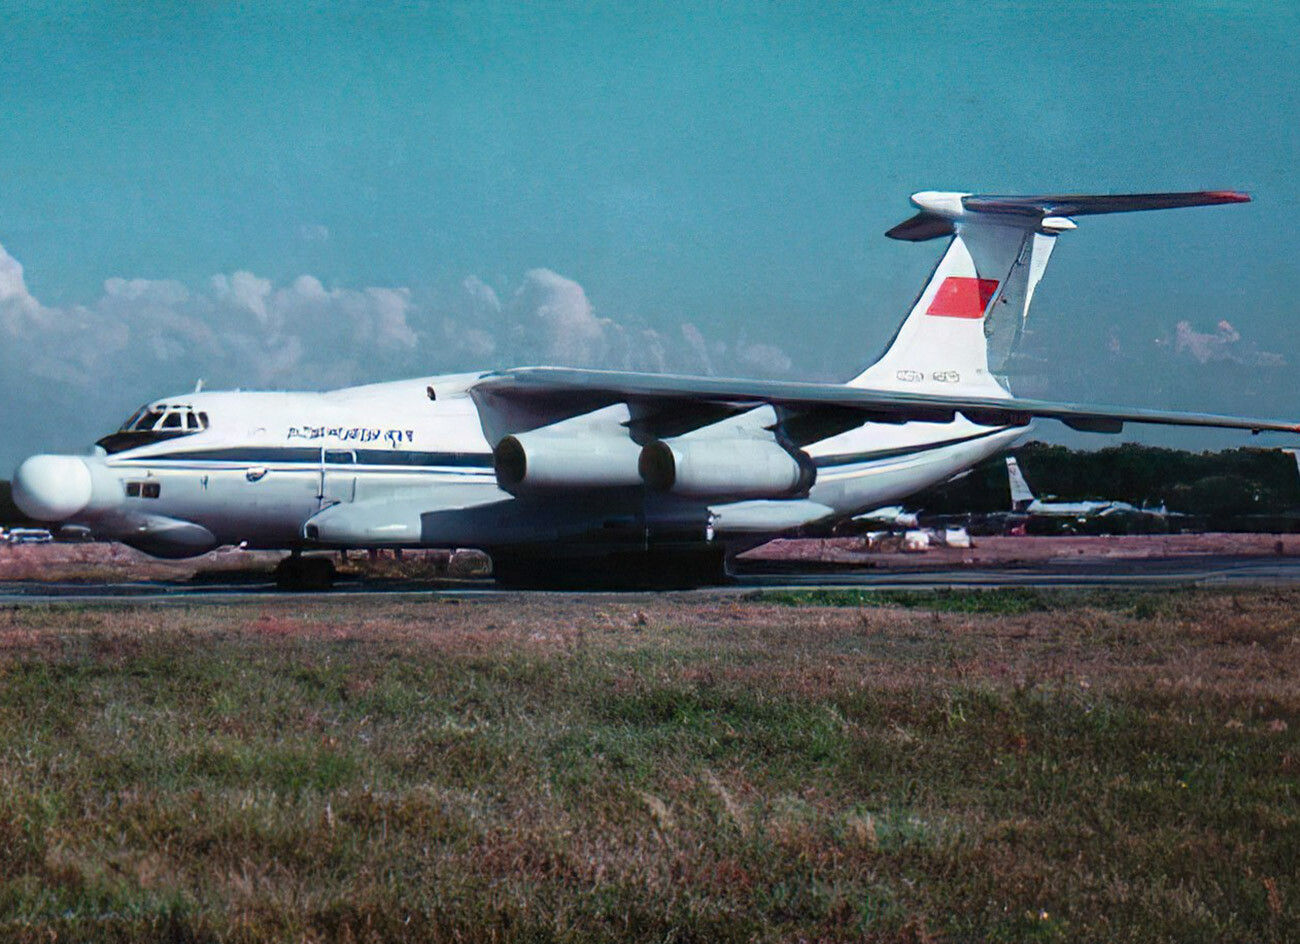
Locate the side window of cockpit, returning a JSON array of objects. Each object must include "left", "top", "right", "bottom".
[
  {"left": 124, "top": 481, "right": 161, "bottom": 498},
  {"left": 162, "top": 412, "right": 183, "bottom": 429},
  {"left": 197, "top": 412, "right": 209, "bottom": 430}
]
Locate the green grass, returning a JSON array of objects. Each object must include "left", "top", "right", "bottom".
[
  {"left": 0, "top": 590, "right": 1295, "bottom": 941},
  {"left": 756, "top": 586, "right": 1196, "bottom": 618},
  {"left": 757, "top": 587, "right": 1060, "bottom": 613}
]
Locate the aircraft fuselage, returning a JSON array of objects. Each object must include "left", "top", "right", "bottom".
[{"left": 12, "top": 371, "right": 1024, "bottom": 564}]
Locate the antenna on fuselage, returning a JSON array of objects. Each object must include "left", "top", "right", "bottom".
[{"left": 194, "top": 379, "right": 205, "bottom": 393}]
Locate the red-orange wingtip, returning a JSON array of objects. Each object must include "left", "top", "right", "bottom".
[{"left": 1203, "top": 191, "right": 1251, "bottom": 203}]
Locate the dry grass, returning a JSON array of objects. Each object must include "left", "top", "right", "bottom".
[{"left": 0, "top": 589, "right": 1296, "bottom": 942}]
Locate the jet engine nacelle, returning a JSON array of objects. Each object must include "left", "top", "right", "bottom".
[
  {"left": 494, "top": 432, "right": 643, "bottom": 491},
  {"left": 639, "top": 438, "right": 812, "bottom": 499},
  {"left": 492, "top": 404, "right": 644, "bottom": 492}
]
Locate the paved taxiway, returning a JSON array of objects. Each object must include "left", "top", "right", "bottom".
[{"left": 3, "top": 555, "right": 1300, "bottom": 604}]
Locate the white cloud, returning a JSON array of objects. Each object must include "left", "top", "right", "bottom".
[
  {"left": 460, "top": 275, "right": 501, "bottom": 317},
  {"left": 679, "top": 323, "right": 716, "bottom": 376},
  {"left": 211, "top": 271, "right": 274, "bottom": 327},
  {"left": 0, "top": 245, "right": 432, "bottom": 399},
  {"left": 735, "top": 339, "right": 793, "bottom": 376},
  {"left": 0, "top": 251, "right": 42, "bottom": 326},
  {"left": 0, "top": 243, "right": 797, "bottom": 464},
  {"left": 509, "top": 268, "right": 613, "bottom": 365},
  {"left": 1168, "top": 319, "right": 1285, "bottom": 367}
]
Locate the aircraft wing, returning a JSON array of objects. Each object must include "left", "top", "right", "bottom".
[{"left": 469, "top": 366, "right": 1300, "bottom": 438}]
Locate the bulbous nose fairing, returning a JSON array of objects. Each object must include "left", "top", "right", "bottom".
[{"left": 11, "top": 455, "right": 93, "bottom": 521}]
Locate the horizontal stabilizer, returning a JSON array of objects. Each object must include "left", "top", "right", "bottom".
[
  {"left": 964, "top": 191, "right": 1250, "bottom": 217},
  {"left": 887, "top": 190, "right": 1250, "bottom": 241}
]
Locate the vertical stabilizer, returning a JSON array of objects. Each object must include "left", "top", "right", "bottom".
[
  {"left": 1284, "top": 449, "right": 1300, "bottom": 484},
  {"left": 850, "top": 207, "right": 1038, "bottom": 397},
  {"left": 851, "top": 190, "right": 1250, "bottom": 397},
  {"left": 1006, "top": 456, "right": 1035, "bottom": 511}
]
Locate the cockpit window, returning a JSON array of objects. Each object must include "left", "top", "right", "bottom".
[
  {"left": 127, "top": 410, "right": 166, "bottom": 431},
  {"left": 97, "top": 402, "right": 211, "bottom": 454}
]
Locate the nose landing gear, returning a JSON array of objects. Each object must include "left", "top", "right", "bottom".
[{"left": 274, "top": 552, "right": 336, "bottom": 590}]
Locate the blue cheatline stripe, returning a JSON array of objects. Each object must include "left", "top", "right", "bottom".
[
  {"left": 812, "top": 427, "right": 1009, "bottom": 470},
  {"left": 113, "top": 447, "right": 495, "bottom": 468},
  {"left": 113, "top": 428, "right": 1008, "bottom": 476}
]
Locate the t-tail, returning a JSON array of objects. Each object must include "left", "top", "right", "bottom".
[
  {"left": 850, "top": 190, "right": 1251, "bottom": 397},
  {"left": 1006, "top": 456, "right": 1035, "bottom": 511},
  {"left": 1284, "top": 449, "right": 1300, "bottom": 484}
]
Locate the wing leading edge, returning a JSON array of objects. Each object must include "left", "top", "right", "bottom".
[{"left": 471, "top": 367, "right": 1300, "bottom": 437}]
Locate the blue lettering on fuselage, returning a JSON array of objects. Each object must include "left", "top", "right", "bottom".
[{"left": 286, "top": 426, "right": 416, "bottom": 446}]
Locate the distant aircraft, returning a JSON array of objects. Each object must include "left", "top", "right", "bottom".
[
  {"left": 851, "top": 505, "right": 920, "bottom": 530},
  {"left": 6, "top": 527, "right": 53, "bottom": 545},
  {"left": 1284, "top": 448, "right": 1300, "bottom": 481},
  {"left": 1005, "top": 456, "right": 1141, "bottom": 519},
  {"left": 11, "top": 190, "right": 1295, "bottom": 587}
]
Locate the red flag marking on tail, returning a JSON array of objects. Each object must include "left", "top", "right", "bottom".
[{"left": 926, "top": 277, "right": 999, "bottom": 318}]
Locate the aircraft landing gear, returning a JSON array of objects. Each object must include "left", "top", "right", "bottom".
[{"left": 274, "top": 552, "right": 336, "bottom": 590}]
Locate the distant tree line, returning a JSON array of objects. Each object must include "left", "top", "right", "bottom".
[
  {"left": 911, "top": 442, "right": 1300, "bottom": 518},
  {"left": 0, "top": 480, "right": 32, "bottom": 526}
]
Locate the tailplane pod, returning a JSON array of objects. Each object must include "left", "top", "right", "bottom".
[{"left": 851, "top": 190, "right": 1251, "bottom": 397}]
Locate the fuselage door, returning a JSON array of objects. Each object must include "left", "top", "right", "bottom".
[{"left": 320, "top": 448, "right": 357, "bottom": 509}]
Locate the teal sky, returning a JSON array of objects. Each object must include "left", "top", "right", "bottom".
[{"left": 1, "top": 1, "right": 1298, "bottom": 464}]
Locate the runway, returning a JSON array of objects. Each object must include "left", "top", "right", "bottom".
[{"left": 4, "top": 554, "right": 1300, "bottom": 604}]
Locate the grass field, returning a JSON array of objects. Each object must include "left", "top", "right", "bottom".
[{"left": 0, "top": 589, "right": 1296, "bottom": 942}]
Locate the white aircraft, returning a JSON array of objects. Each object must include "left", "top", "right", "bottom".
[
  {"left": 11, "top": 190, "right": 1296, "bottom": 587},
  {"left": 1284, "top": 448, "right": 1300, "bottom": 481},
  {"left": 852, "top": 505, "right": 921, "bottom": 530},
  {"left": 1005, "top": 455, "right": 1140, "bottom": 519}
]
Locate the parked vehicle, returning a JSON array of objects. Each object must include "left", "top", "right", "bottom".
[
  {"left": 55, "top": 524, "right": 95, "bottom": 542},
  {"left": 7, "top": 527, "right": 53, "bottom": 544}
]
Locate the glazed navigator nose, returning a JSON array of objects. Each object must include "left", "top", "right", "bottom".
[{"left": 11, "top": 455, "right": 93, "bottom": 521}]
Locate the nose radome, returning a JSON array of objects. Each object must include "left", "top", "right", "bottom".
[{"left": 11, "top": 455, "right": 93, "bottom": 521}]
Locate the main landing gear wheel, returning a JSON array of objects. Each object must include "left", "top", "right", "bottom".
[{"left": 274, "top": 554, "right": 336, "bottom": 591}]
